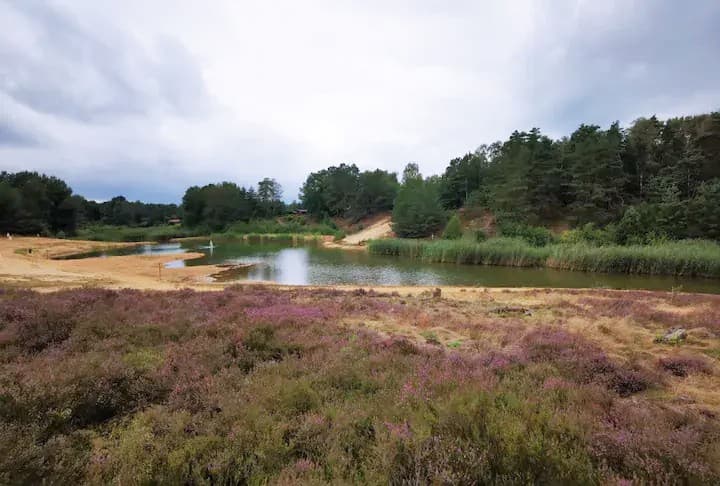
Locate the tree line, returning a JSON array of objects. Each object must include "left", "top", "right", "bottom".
[
  {"left": 1, "top": 111, "right": 718, "bottom": 241},
  {"left": 298, "top": 112, "right": 719, "bottom": 241},
  {"left": 433, "top": 112, "right": 720, "bottom": 241},
  {"left": 0, "top": 171, "right": 183, "bottom": 235},
  {"left": 0, "top": 172, "right": 285, "bottom": 235}
]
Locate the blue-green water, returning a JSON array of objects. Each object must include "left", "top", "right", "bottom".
[{"left": 61, "top": 239, "right": 720, "bottom": 293}]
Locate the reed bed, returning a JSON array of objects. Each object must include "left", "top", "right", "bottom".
[
  {"left": 369, "top": 237, "right": 550, "bottom": 267},
  {"left": 547, "top": 240, "right": 720, "bottom": 277},
  {"left": 369, "top": 238, "right": 720, "bottom": 278}
]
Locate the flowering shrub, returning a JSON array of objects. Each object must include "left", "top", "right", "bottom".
[
  {"left": 658, "top": 355, "right": 713, "bottom": 377},
  {"left": 0, "top": 287, "right": 718, "bottom": 484},
  {"left": 520, "top": 328, "right": 654, "bottom": 396}
]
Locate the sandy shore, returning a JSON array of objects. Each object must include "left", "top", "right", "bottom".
[
  {"left": 0, "top": 237, "right": 228, "bottom": 291},
  {"left": 1, "top": 236, "right": 707, "bottom": 304},
  {"left": 0, "top": 236, "right": 555, "bottom": 299}
]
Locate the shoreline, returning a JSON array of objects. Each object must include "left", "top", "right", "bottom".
[{"left": 1, "top": 236, "right": 716, "bottom": 297}]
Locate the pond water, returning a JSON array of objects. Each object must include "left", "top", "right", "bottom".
[{"left": 63, "top": 239, "right": 720, "bottom": 294}]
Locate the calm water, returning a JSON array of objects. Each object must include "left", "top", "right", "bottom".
[{"left": 63, "top": 239, "right": 720, "bottom": 294}]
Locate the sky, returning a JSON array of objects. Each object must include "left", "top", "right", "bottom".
[{"left": 1, "top": 0, "right": 719, "bottom": 203}]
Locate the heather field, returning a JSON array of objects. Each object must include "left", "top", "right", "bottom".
[{"left": 1, "top": 286, "right": 720, "bottom": 484}]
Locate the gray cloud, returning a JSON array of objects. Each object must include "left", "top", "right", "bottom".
[
  {"left": 0, "top": 119, "right": 38, "bottom": 147},
  {"left": 0, "top": 1, "right": 208, "bottom": 122},
  {"left": 0, "top": 0, "right": 718, "bottom": 203},
  {"left": 526, "top": 1, "right": 720, "bottom": 133}
]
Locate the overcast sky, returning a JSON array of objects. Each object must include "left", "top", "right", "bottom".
[{"left": 1, "top": 0, "right": 719, "bottom": 203}]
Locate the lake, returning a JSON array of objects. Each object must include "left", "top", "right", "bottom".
[{"left": 63, "top": 239, "right": 720, "bottom": 293}]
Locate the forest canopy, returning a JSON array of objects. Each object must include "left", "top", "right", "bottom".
[{"left": 1, "top": 111, "right": 718, "bottom": 241}]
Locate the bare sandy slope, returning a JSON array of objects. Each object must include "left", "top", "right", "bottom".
[{"left": 340, "top": 216, "right": 392, "bottom": 245}]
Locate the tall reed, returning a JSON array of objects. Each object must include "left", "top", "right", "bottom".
[
  {"left": 368, "top": 238, "right": 720, "bottom": 278},
  {"left": 369, "top": 237, "right": 549, "bottom": 267}
]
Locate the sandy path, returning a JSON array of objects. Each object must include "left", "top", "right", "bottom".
[{"left": 341, "top": 217, "right": 392, "bottom": 245}]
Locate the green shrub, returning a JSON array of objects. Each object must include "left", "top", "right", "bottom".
[
  {"left": 462, "top": 228, "right": 486, "bottom": 242},
  {"left": 442, "top": 214, "right": 463, "bottom": 240},
  {"left": 560, "top": 223, "right": 616, "bottom": 246},
  {"left": 498, "top": 222, "right": 556, "bottom": 247},
  {"left": 392, "top": 179, "right": 446, "bottom": 238}
]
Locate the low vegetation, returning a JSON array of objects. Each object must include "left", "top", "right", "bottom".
[
  {"left": 74, "top": 225, "right": 204, "bottom": 242},
  {"left": 369, "top": 238, "right": 720, "bottom": 278},
  {"left": 74, "top": 217, "right": 343, "bottom": 243},
  {"left": 1, "top": 286, "right": 719, "bottom": 484},
  {"left": 222, "top": 217, "right": 343, "bottom": 239}
]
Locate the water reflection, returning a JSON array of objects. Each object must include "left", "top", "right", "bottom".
[{"left": 65, "top": 239, "right": 720, "bottom": 294}]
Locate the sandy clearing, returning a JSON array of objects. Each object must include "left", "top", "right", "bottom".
[{"left": 341, "top": 217, "right": 392, "bottom": 245}]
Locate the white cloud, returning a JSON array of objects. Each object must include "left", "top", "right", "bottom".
[{"left": 1, "top": 0, "right": 718, "bottom": 202}]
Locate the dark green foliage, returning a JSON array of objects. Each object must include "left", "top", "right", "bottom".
[
  {"left": 564, "top": 123, "right": 626, "bottom": 225},
  {"left": 439, "top": 151, "right": 488, "bottom": 209},
  {"left": 498, "top": 221, "right": 556, "bottom": 247},
  {"left": 434, "top": 112, "right": 720, "bottom": 243},
  {"left": 354, "top": 169, "right": 399, "bottom": 218},
  {"left": 95, "top": 196, "right": 180, "bottom": 227},
  {"left": 687, "top": 180, "right": 720, "bottom": 240},
  {"left": 182, "top": 182, "right": 259, "bottom": 230},
  {"left": 300, "top": 164, "right": 398, "bottom": 219},
  {"left": 0, "top": 172, "right": 183, "bottom": 236},
  {"left": 0, "top": 172, "right": 75, "bottom": 235},
  {"left": 255, "top": 178, "right": 284, "bottom": 219},
  {"left": 301, "top": 163, "right": 360, "bottom": 217},
  {"left": 4, "top": 112, "right": 720, "bottom": 243},
  {"left": 392, "top": 164, "right": 446, "bottom": 238}
]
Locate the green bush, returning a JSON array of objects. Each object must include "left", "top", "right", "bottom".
[
  {"left": 560, "top": 223, "right": 616, "bottom": 246},
  {"left": 442, "top": 214, "right": 463, "bottom": 240},
  {"left": 498, "top": 222, "right": 556, "bottom": 247},
  {"left": 462, "top": 228, "right": 486, "bottom": 242},
  {"left": 392, "top": 179, "right": 446, "bottom": 238}
]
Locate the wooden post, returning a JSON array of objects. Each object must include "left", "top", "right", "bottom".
[{"left": 158, "top": 262, "right": 162, "bottom": 280}]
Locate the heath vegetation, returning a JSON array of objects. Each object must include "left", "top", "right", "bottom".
[{"left": 1, "top": 286, "right": 719, "bottom": 484}]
